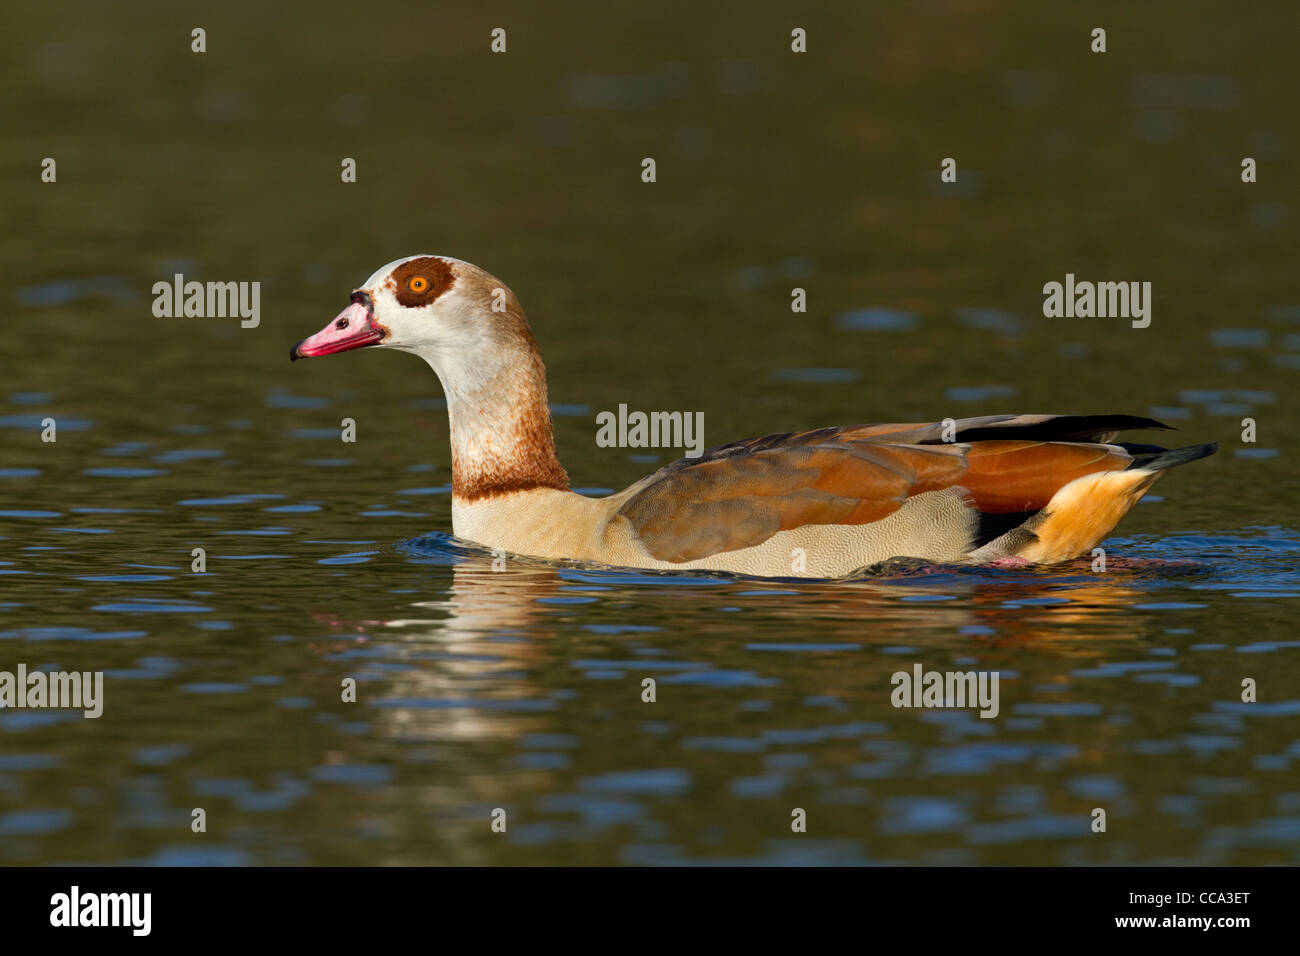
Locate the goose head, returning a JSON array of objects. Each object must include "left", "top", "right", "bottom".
[
  {"left": 290, "top": 255, "right": 530, "bottom": 366},
  {"left": 290, "top": 255, "right": 568, "bottom": 499}
]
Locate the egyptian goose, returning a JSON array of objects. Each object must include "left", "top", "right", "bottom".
[{"left": 291, "top": 256, "right": 1216, "bottom": 578}]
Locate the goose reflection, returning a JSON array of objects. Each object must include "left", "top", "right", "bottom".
[{"left": 297, "top": 546, "right": 1204, "bottom": 863}]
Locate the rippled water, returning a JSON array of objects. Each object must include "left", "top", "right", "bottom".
[{"left": 2, "top": 1, "right": 1298, "bottom": 864}]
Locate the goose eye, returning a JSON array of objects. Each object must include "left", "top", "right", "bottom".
[{"left": 408, "top": 276, "right": 429, "bottom": 294}]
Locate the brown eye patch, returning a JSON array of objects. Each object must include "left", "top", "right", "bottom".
[{"left": 391, "top": 257, "right": 454, "bottom": 307}]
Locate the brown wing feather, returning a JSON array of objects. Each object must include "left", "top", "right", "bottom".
[
  {"left": 616, "top": 415, "right": 1166, "bottom": 563},
  {"left": 961, "top": 441, "right": 1134, "bottom": 513},
  {"left": 617, "top": 439, "right": 967, "bottom": 562}
]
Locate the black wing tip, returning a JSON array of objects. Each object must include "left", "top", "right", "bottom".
[
  {"left": 1053, "top": 413, "right": 1174, "bottom": 432},
  {"left": 954, "top": 414, "right": 1175, "bottom": 444},
  {"left": 1127, "top": 441, "right": 1219, "bottom": 471},
  {"left": 1109, "top": 414, "right": 1175, "bottom": 432}
]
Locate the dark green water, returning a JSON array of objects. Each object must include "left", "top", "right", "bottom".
[{"left": 1, "top": 1, "right": 1297, "bottom": 864}]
